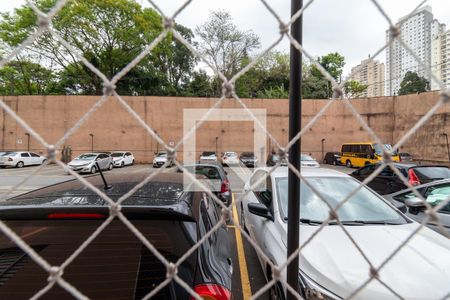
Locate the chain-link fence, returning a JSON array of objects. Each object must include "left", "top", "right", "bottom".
[{"left": 0, "top": 0, "right": 450, "bottom": 299}]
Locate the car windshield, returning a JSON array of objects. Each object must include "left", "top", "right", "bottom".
[
  {"left": 300, "top": 154, "right": 315, "bottom": 161},
  {"left": 373, "top": 143, "right": 398, "bottom": 156},
  {"left": 76, "top": 154, "right": 97, "bottom": 160},
  {"left": 276, "top": 177, "right": 405, "bottom": 224},
  {"left": 111, "top": 152, "right": 124, "bottom": 157},
  {"left": 225, "top": 152, "right": 237, "bottom": 157},
  {"left": 157, "top": 153, "right": 167, "bottom": 157}
]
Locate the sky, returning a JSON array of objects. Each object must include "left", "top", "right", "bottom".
[{"left": 1, "top": 0, "right": 450, "bottom": 76}]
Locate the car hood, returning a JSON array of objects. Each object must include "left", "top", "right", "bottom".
[
  {"left": 112, "top": 157, "right": 123, "bottom": 161},
  {"left": 281, "top": 223, "right": 450, "bottom": 299},
  {"left": 68, "top": 160, "right": 93, "bottom": 166}
]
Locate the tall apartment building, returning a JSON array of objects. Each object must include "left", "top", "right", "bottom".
[
  {"left": 431, "top": 29, "right": 450, "bottom": 90},
  {"left": 350, "top": 58, "right": 385, "bottom": 97},
  {"left": 385, "top": 6, "right": 445, "bottom": 95}
]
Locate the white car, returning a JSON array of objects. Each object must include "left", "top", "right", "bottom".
[
  {"left": 221, "top": 151, "right": 239, "bottom": 166},
  {"left": 241, "top": 167, "right": 450, "bottom": 300},
  {"left": 153, "top": 152, "right": 174, "bottom": 168},
  {"left": 301, "top": 153, "right": 320, "bottom": 167},
  {"left": 199, "top": 151, "right": 218, "bottom": 162},
  {"left": 111, "top": 151, "right": 135, "bottom": 167},
  {"left": 67, "top": 153, "right": 113, "bottom": 174},
  {"left": 0, "top": 151, "right": 47, "bottom": 168}
]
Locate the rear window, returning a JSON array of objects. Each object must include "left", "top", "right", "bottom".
[
  {"left": 3, "top": 182, "right": 185, "bottom": 207},
  {"left": 201, "top": 152, "right": 215, "bottom": 156},
  {"left": 413, "top": 167, "right": 450, "bottom": 181},
  {"left": 241, "top": 152, "right": 254, "bottom": 157},
  {"left": 0, "top": 220, "right": 196, "bottom": 300},
  {"left": 2, "top": 152, "right": 16, "bottom": 156}
]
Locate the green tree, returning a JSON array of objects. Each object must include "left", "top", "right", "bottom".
[
  {"left": 398, "top": 71, "right": 429, "bottom": 95},
  {"left": 0, "top": 0, "right": 196, "bottom": 95},
  {"left": 235, "top": 51, "right": 289, "bottom": 98},
  {"left": 344, "top": 80, "right": 368, "bottom": 98},
  {"left": 309, "top": 52, "right": 345, "bottom": 98},
  {"left": 184, "top": 70, "right": 214, "bottom": 97},
  {"left": 0, "top": 59, "right": 60, "bottom": 95},
  {"left": 195, "top": 10, "right": 260, "bottom": 81}
]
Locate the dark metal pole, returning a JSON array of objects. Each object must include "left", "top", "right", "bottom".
[
  {"left": 89, "top": 133, "right": 94, "bottom": 152},
  {"left": 321, "top": 138, "right": 325, "bottom": 162},
  {"left": 287, "top": 0, "right": 302, "bottom": 299},
  {"left": 215, "top": 137, "right": 218, "bottom": 155},
  {"left": 443, "top": 133, "right": 450, "bottom": 162},
  {"left": 25, "top": 133, "right": 30, "bottom": 152}
]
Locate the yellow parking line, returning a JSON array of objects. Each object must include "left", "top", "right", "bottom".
[{"left": 232, "top": 193, "right": 252, "bottom": 300}]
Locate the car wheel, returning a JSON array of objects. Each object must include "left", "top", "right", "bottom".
[
  {"left": 364, "top": 161, "right": 370, "bottom": 166},
  {"left": 270, "top": 282, "right": 285, "bottom": 300},
  {"left": 90, "top": 165, "right": 97, "bottom": 174},
  {"left": 121, "top": 161, "right": 125, "bottom": 167},
  {"left": 346, "top": 160, "right": 352, "bottom": 168},
  {"left": 42, "top": 159, "right": 47, "bottom": 165},
  {"left": 131, "top": 159, "right": 135, "bottom": 165},
  {"left": 109, "top": 163, "right": 113, "bottom": 170},
  {"left": 16, "top": 161, "right": 24, "bottom": 168},
  {"left": 240, "top": 203, "right": 249, "bottom": 234}
]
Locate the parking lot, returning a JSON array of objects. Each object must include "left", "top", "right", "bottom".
[{"left": 0, "top": 163, "right": 352, "bottom": 299}]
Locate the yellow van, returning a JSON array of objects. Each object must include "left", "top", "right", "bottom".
[{"left": 340, "top": 142, "right": 400, "bottom": 168}]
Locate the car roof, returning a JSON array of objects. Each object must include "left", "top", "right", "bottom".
[{"left": 255, "top": 166, "right": 348, "bottom": 178}]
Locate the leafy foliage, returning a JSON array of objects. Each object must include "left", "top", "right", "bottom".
[
  {"left": 344, "top": 80, "right": 368, "bottom": 98},
  {"left": 398, "top": 71, "right": 429, "bottom": 95}
]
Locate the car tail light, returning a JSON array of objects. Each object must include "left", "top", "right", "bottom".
[
  {"left": 221, "top": 179, "right": 230, "bottom": 193},
  {"left": 47, "top": 213, "right": 106, "bottom": 219},
  {"left": 191, "top": 284, "right": 231, "bottom": 300},
  {"left": 408, "top": 169, "right": 420, "bottom": 186}
]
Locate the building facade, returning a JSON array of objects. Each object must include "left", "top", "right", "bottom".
[
  {"left": 350, "top": 58, "right": 385, "bottom": 97},
  {"left": 385, "top": 6, "right": 445, "bottom": 95}
]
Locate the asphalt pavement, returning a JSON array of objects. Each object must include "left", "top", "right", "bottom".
[{"left": 0, "top": 162, "right": 352, "bottom": 299}]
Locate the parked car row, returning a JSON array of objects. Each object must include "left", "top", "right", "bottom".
[{"left": 66, "top": 151, "right": 134, "bottom": 174}]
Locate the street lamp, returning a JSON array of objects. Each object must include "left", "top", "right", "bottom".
[
  {"left": 441, "top": 133, "right": 450, "bottom": 162},
  {"left": 24, "top": 133, "right": 30, "bottom": 152},
  {"left": 89, "top": 133, "right": 94, "bottom": 152},
  {"left": 321, "top": 138, "right": 326, "bottom": 161}
]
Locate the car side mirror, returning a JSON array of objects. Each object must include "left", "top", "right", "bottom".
[
  {"left": 405, "top": 197, "right": 426, "bottom": 214},
  {"left": 248, "top": 203, "right": 273, "bottom": 221}
]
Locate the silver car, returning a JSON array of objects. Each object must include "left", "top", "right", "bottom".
[
  {"left": 0, "top": 151, "right": 47, "bottom": 168},
  {"left": 67, "top": 153, "right": 113, "bottom": 174},
  {"left": 241, "top": 167, "right": 450, "bottom": 300}
]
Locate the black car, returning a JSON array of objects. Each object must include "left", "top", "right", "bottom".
[
  {"left": 351, "top": 162, "right": 450, "bottom": 195},
  {"left": 179, "top": 162, "right": 232, "bottom": 205},
  {"left": 384, "top": 179, "right": 450, "bottom": 236},
  {"left": 323, "top": 152, "right": 341, "bottom": 165},
  {"left": 239, "top": 152, "right": 257, "bottom": 168},
  {"left": 0, "top": 172, "right": 232, "bottom": 299}
]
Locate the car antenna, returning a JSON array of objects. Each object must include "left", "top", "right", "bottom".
[{"left": 95, "top": 162, "right": 112, "bottom": 190}]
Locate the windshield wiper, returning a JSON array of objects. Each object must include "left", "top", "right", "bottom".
[
  {"left": 329, "top": 220, "right": 402, "bottom": 225},
  {"left": 284, "top": 217, "right": 322, "bottom": 225}
]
